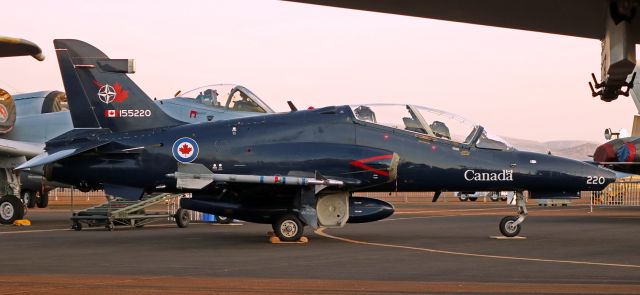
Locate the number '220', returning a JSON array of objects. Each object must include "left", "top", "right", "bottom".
[{"left": 586, "top": 176, "right": 605, "bottom": 185}]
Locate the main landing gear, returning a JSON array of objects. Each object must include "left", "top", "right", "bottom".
[
  {"left": 499, "top": 191, "right": 527, "bottom": 237},
  {"left": 0, "top": 195, "right": 25, "bottom": 224},
  {"left": 272, "top": 214, "right": 305, "bottom": 242}
]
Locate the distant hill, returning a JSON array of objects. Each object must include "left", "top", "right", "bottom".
[{"left": 503, "top": 137, "right": 599, "bottom": 161}]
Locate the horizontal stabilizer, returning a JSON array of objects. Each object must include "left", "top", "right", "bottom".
[
  {"left": 96, "top": 59, "right": 135, "bottom": 73},
  {"left": 16, "top": 140, "right": 110, "bottom": 170}
]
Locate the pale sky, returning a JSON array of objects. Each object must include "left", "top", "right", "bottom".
[{"left": 1, "top": 0, "right": 637, "bottom": 143}]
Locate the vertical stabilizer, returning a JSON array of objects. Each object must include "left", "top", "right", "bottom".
[{"left": 54, "top": 39, "right": 182, "bottom": 132}]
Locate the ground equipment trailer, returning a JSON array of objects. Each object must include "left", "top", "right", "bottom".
[{"left": 70, "top": 193, "right": 190, "bottom": 231}]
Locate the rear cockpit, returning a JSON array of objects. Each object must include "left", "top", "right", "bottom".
[{"left": 349, "top": 104, "right": 513, "bottom": 151}]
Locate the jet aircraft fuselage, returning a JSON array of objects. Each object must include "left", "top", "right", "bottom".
[
  {"left": 22, "top": 38, "right": 617, "bottom": 240},
  {"left": 45, "top": 105, "right": 614, "bottom": 200}
]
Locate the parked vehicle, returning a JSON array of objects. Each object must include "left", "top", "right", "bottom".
[{"left": 456, "top": 191, "right": 511, "bottom": 202}]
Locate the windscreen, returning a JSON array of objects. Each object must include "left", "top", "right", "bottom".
[{"left": 476, "top": 130, "right": 513, "bottom": 151}]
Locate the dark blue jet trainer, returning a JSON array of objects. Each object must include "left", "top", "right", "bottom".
[{"left": 18, "top": 39, "right": 616, "bottom": 241}]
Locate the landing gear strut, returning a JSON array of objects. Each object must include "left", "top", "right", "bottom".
[{"left": 499, "top": 191, "right": 527, "bottom": 237}]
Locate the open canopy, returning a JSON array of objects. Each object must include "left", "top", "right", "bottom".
[
  {"left": 179, "top": 84, "right": 274, "bottom": 113},
  {"left": 349, "top": 104, "right": 513, "bottom": 151}
]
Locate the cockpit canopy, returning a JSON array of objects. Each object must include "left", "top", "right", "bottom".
[
  {"left": 179, "top": 84, "right": 274, "bottom": 113},
  {"left": 350, "top": 104, "right": 513, "bottom": 151}
]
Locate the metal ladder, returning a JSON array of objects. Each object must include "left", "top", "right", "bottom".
[{"left": 71, "top": 193, "right": 183, "bottom": 230}]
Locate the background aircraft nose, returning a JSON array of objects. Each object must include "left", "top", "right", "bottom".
[{"left": 593, "top": 141, "right": 617, "bottom": 163}]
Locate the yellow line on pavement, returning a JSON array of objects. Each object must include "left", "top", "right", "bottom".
[{"left": 315, "top": 228, "right": 640, "bottom": 269}]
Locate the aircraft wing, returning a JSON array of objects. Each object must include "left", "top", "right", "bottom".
[
  {"left": 0, "top": 138, "right": 44, "bottom": 158},
  {"left": 285, "top": 0, "right": 625, "bottom": 41},
  {"left": 0, "top": 36, "right": 45, "bottom": 61}
]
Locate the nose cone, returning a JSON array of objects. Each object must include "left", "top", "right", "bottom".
[
  {"left": 582, "top": 163, "right": 617, "bottom": 190},
  {"left": 518, "top": 151, "right": 616, "bottom": 192},
  {"left": 558, "top": 159, "right": 616, "bottom": 191},
  {"left": 556, "top": 157, "right": 617, "bottom": 191}
]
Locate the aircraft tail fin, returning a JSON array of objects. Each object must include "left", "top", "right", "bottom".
[{"left": 53, "top": 39, "right": 183, "bottom": 132}]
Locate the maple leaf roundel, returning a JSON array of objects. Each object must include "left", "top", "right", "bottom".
[{"left": 172, "top": 137, "right": 199, "bottom": 163}]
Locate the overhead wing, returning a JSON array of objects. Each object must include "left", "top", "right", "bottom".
[
  {"left": 0, "top": 138, "right": 44, "bottom": 158},
  {"left": 0, "top": 36, "right": 44, "bottom": 61},
  {"left": 285, "top": 0, "right": 624, "bottom": 41}
]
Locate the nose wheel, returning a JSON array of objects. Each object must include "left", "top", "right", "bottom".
[{"left": 499, "top": 191, "right": 527, "bottom": 237}]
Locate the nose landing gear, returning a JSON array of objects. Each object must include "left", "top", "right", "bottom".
[{"left": 499, "top": 191, "right": 527, "bottom": 237}]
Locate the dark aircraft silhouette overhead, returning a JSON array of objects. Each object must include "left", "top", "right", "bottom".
[{"left": 285, "top": 0, "right": 640, "bottom": 102}]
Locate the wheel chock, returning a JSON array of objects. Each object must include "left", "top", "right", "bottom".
[
  {"left": 13, "top": 219, "right": 31, "bottom": 226},
  {"left": 489, "top": 236, "right": 527, "bottom": 240},
  {"left": 267, "top": 231, "right": 309, "bottom": 244}
]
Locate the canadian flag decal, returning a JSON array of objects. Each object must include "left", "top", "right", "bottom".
[{"left": 105, "top": 110, "right": 119, "bottom": 117}]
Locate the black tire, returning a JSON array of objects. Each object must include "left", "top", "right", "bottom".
[
  {"left": 489, "top": 193, "right": 500, "bottom": 202},
  {"left": 499, "top": 216, "right": 521, "bottom": 237},
  {"left": 0, "top": 195, "right": 25, "bottom": 224},
  {"left": 469, "top": 197, "right": 478, "bottom": 202},
  {"left": 273, "top": 214, "right": 304, "bottom": 242},
  {"left": 36, "top": 192, "right": 49, "bottom": 208},
  {"left": 72, "top": 222, "right": 82, "bottom": 231},
  {"left": 500, "top": 196, "right": 508, "bottom": 201},
  {"left": 175, "top": 208, "right": 190, "bottom": 228},
  {"left": 458, "top": 195, "right": 468, "bottom": 202},
  {"left": 22, "top": 190, "right": 37, "bottom": 209},
  {"left": 216, "top": 215, "right": 232, "bottom": 224}
]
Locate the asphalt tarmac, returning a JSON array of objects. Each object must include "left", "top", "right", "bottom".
[{"left": 1, "top": 202, "right": 639, "bottom": 294}]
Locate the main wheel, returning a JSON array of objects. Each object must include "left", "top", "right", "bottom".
[
  {"left": 72, "top": 221, "right": 82, "bottom": 231},
  {"left": 175, "top": 208, "right": 190, "bottom": 228},
  {"left": 216, "top": 215, "right": 232, "bottom": 224},
  {"left": 0, "top": 195, "right": 25, "bottom": 224},
  {"left": 469, "top": 197, "right": 478, "bottom": 202},
  {"left": 273, "top": 214, "right": 304, "bottom": 242},
  {"left": 22, "top": 190, "right": 37, "bottom": 208},
  {"left": 36, "top": 191, "right": 49, "bottom": 208},
  {"left": 499, "top": 216, "right": 521, "bottom": 237},
  {"left": 489, "top": 193, "right": 500, "bottom": 202},
  {"left": 458, "top": 195, "right": 468, "bottom": 202}
]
